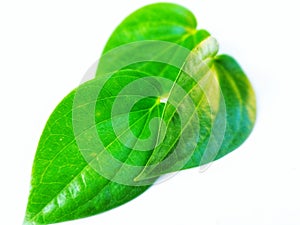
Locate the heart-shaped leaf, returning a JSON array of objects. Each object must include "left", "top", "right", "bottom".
[{"left": 24, "top": 3, "right": 256, "bottom": 225}]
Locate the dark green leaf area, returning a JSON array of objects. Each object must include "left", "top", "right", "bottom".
[
  {"left": 212, "top": 55, "right": 256, "bottom": 160},
  {"left": 182, "top": 55, "right": 256, "bottom": 168}
]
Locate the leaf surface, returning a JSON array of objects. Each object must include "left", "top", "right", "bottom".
[
  {"left": 101, "top": 2, "right": 206, "bottom": 54},
  {"left": 25, "top": 3, "right": 256, "bottom": 224}
]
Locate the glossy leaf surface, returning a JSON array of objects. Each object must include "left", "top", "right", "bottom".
[
  {"left": 24, "top": 38, "right": 217, "bottom": 225},
  {"left": 101, "top": 2, "right": 208, "bottom": 54},
  {"left": 25, "top": 2, "right": 256, "bottom": 225}
]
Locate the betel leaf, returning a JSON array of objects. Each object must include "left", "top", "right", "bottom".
[
  {"left": 24, "top": 2, "right": 256, "bottom": 225},
  {"left": 97, "top": 2, "right": 211, "bottom": 78},
  {"left": 136, "top": 51, "right": 256, "bottom": 179},
  {"left": 178, "top": 54, "right": 256, "bottom": 171},
  {"left": 24, "top": 87, "right": 150, "bottom": 225},
  {"left": 124, "top": 39, "right": 256, "bottom": 180},
  {"left": 101, "top": 2, "right": 208, "bottom": 54},
  {"left": 95, "top": 2, "right": 256, "bottom": 177},
  {"left": 24, "top": 37, "right": 217, "bottom": 225},
  {"left": 24, "top": 72, "right": 156, "bottom": 225}
]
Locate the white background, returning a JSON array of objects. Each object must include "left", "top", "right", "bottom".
[{"left": 1, "top": 0, "right": 300, "bottom": 224}]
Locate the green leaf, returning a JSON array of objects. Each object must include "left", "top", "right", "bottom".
[
  {"left": 137, "top": 50, "right": 256, "bottom": 179},
  {"left": 24, "top": 72, "right": 157, "bottom": 224},
  {"left": 24, "top": 2, "right": 256, "bottom": 225},
  {"left": 101, "top": 2, "right": 206, "bottom": 54},
  {"left": 212, "top": 54, "right": 256, "bottom": 159},
  {"left": 24, "top": 39, "right": 213, "bottom": 224},
  {"left": 95, "top": 2, "right": 256, "bottom": 178},
  {"left": 97, "top": 2, "right": 211, "bottom": 78}
]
